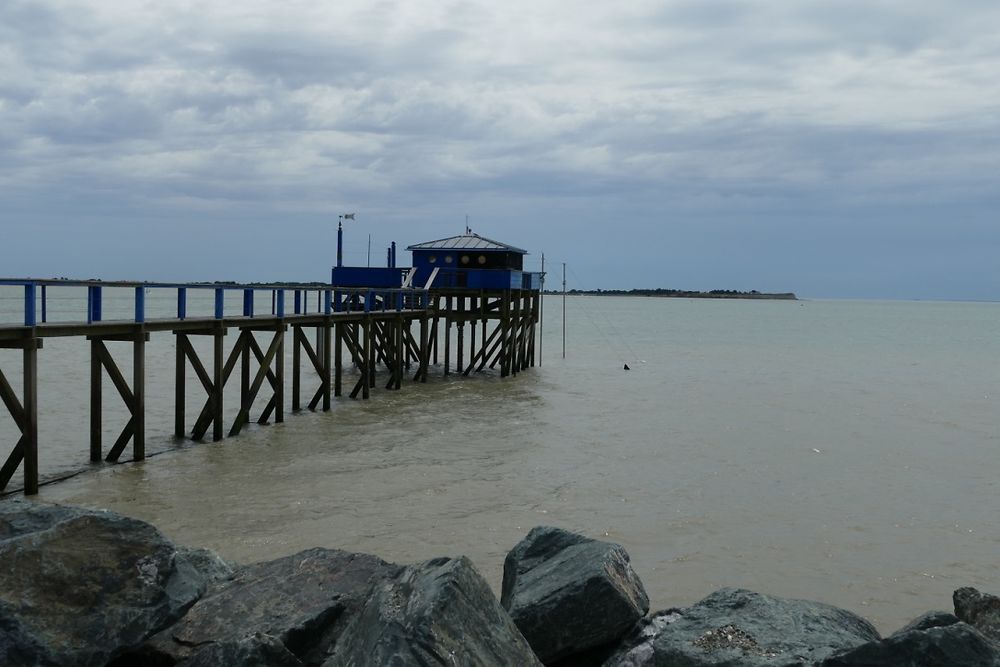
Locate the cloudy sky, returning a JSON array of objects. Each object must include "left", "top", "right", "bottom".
[{"left": 1, "top": 1, "right": 998, "bottom": 299}]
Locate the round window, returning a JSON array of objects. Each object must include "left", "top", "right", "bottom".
[
  {"left": 444, "top": 255, "right": 453, "bottom": 264},
  {"left": 477, "top": 255, "right": 487, "bottom": 265},
  {"left": 461, "top": 255, "right": 470, "bottom": 265},
  {"left": 428, "top": 255, "right": 437, "bottom": 264}
]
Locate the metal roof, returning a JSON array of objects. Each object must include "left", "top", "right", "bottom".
[{"left": 406, "top": 233, "right": 528, "bottom": 254}]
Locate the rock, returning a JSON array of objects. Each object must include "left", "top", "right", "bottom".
[
  {"left": 500, "top": 526, "right": 649, "bottom": 663},
  {"left": 956, "top": 587, "right": 1000, "bottom": 647},
  {"left": 0, "top": 499, "right": 214, "bottom": 667},
  {"left": 175, "top": 545, "right": 237, "bottom": 585},
  {"left": 823, "top": 622, "right": 1000, "bottom": 666},
  {"left": 134, "top": 547, "right": 402, "bottom": 665},
  {"left": 604, "top": 588, "right": 880, "bottom": 667},
  {"left": 326, "top": 555, "right": 542, "bottom": 666},
  {"left": 185, "top": 633, "right": 304, "bottom": 667},
  {"left": 891, "top": 609, "right": 960, "bottom": 635}
]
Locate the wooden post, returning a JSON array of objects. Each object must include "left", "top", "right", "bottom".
[
  {"left": 133, "top": 330, "right": 145, "bottom": 460},
  {"left": 469, "top": 296, "right": 476, "bottom": 374},
  {"left": 419, "top": 313, "right": 429, "bottom": 383},
  {"left": 174, "top": 335, "right": 185, "bottom": 438},
  {"left": 334, "top": 320, "right": 343, "bottom": 397},
  {"left": 292, "top": 326, "right": 301, "bottom": 411},
  {"left": 323, "top": 321, "right": 332, "bottom": 410},
  {"left": 444, "top": 296, "right": 452, "bottom": 375},
  {"left": 213, "top": 328, "right": 224, "bottom": 442},
  {"left": 90, "top": 338, "right": 102, "bottom": 461},
  {"left": 457, "top": 297, "right": 465, "bottom": 374},
  {"left": 500, "top": 292, "right": 510, "bottom": 377},
  {"left": 275, "top": 325, "right": 284, "bottom": 423},
  {"left": 240, "top": 330, "right": 251, "bottom": 430},
  {"left": 362, "top": 317, "right": 371, "bottom": 399},
  {"left": 395, "top": 315, "right": 404, "bottom": 389},
  {"left": 22, "top": 341, "right": 38, "bottom": 495}
]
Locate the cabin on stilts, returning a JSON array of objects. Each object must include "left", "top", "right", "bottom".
[{"left": 406, "top": 230, "right": 541, "bottom": 378}]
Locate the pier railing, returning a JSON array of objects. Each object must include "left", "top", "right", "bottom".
[{"left": 0, "top": 279, "right": 430, "bottom": 330}]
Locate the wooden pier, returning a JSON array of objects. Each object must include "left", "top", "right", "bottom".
[{"left": 0, "top": 277, "right": 540, "bottom": 496}]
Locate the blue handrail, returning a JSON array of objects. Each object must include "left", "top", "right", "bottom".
[{"left": 0, "top": 278, "right": 430, "bottom": 327}]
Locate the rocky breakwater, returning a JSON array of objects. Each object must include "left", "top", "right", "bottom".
[{"left": 2, "top": 499, "right": 1000, "bottom": 666}]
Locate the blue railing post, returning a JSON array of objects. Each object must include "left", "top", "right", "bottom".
[
  {"left": 324, "top": 289, "right": 332, "bottom": 314},
  {"left": 276, "top": 290, "right": 285, "bottom": 317},
  {"left": 396, "top": 291, "right": 403, "bottom": 311},
  {"left": 134, "top": 286, "right": 146, "bottom": 323},
  {"left": 177, "top": 287, "right": 187, "bottom": 320},
  {"left": 294, "top": 290, "right": 302, "bottom": 315},
  {"left": 334, "top": 290, "right": 342, "bottom": 313},
  {"left": 243, "top": 289, "right": 254, "bottom": 317},
  {"left": 364, "top": 290, "right": 372, "bottom": 313},
  {"left": 214, "top": 288, "right": 224, "bottom": 319},
  {"left": 40, "top": 285, "right": 47, "bottom": 324},
  {"left": 87, "top": 286, "right": 102, "bottom": 323},
  {"left": 24, "top": 283, "right": 36, "bottom": 327}
]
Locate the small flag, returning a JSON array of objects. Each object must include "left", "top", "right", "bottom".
[{"left": 343, "top": 213, "right": 355, "bottom": 220}]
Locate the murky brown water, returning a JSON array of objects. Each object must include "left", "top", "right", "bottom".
[{"left": 4, "top": 295, "right": 999, "bottom": 633}]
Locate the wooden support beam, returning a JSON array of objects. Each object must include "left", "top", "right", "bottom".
[
  {"left": 90, "top": 338, "right": 102, "bottom": 462},
  {"left": 0, "top": 340, "right": 39, "bottom": 495},
  {"left": 444, "top": 296, "right": 452, "bottom": 375},
  {"left": 133, "top": 330, "right": 145, "bottom": 460},
  {"left": 292, "top": 326, "right": 301, "bottom": 411},
  {"left": 465, "top": 321, "right": 503, "bottom": 376},
  {"left": 88, "top": 334, "right": 145, "bottom": 463},
  {"left": 229, "top": 328, "right": 282, "bottom": 436},
  {"left": 334, "top": 320, "right": 343, "bottom": 397},
  {"left": 417, "top": 313, "right": 429, "bottom": 383},
  {"left": 322, "top": 320, "right": 332, "bottom": 410},
  {"left": 175, "top": 334, "right": 185, "bottom": 438},
  {"left": 363, "top": 317, "right": 372, "bottom": 399},
  {"left": 457, "top": 297, "right": 465, "bottom": 374},
  {"left": 213, "top": 329, "right": 224, "bottom": 441}
]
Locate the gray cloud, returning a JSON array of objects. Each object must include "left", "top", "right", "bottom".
[{"left": 0, "top": 0, "right": 998, "bottom": 298}]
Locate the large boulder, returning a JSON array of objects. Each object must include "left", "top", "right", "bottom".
[
  {"left": 184, "top": 633, "right": 303, "bottom": 667},
  {"left": 604, "top": 588, "right": 880, "bottom": 667},
  {"left": 500, "top": 526, "right": 649, "bottom": 663},
  {"left": 0, "top": 499, "right": 218, "bottom": 667},
  {"left": 133, "top": 547, "right": 402, "bottom": 665},
  {"left": 891, "top": 609, "right": 960, "bottom": 635},
  {"left": 956, "top": 587, "right": 1000, "bottom": 647},
  {"left": 822, "top": 622, "right": 1000, "bottom": 666},
  {"left": 326, "top": 556, "right": 542, "bottom": 666}
]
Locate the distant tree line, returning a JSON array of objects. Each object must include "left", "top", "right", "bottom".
[{"left": 543, "top": 288, "right": 796, "bottom": 300}]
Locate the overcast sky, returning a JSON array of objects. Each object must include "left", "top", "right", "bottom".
[{"left": 2, "top": 1, "right": 998, "bottom": 299}]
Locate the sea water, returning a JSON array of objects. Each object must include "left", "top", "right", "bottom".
[{"left": 1, "top": 291, "right": 997, "bottom": 632}]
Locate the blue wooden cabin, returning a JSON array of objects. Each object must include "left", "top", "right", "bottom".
[
  {"left": 331, "top": 228, "right": 541, "bottom": 291},
  {"left": 407, "top": 232, "right": 541, "bottom": 290}
]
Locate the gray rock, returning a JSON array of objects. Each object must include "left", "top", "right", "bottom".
[
  {"left": 890, "top": 610, "right": 960, "bottom": 636},
  {"left": 501, "top": 526, "right": 649, "bottom": 663},
  {"left": 175, "top": 545, "right": 237, "bottom": 585},
  {"left": 823, "top": 622, "right": 1000, "bottom": 666},
  {"left": 185, "top": 633, "right": 303, "bottom": 667},
  {"left": 0, "top": 499, "right": 213, "bottom": 667},
  {"left": 137, "top": 547, "right": 401, "bottom": 665},
  {"left": 956, "top": 587, "right": 1000, "bottom": 647},
  {"left": 604, "top": 588, "right": 880, "bottom": 667},
  {"left": 326, "top": 555, "right": 542, "bottom": 667}
]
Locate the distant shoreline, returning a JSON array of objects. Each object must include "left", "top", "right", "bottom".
[{"left": 545, "top": 289, "right": 798, "bottom": 300}]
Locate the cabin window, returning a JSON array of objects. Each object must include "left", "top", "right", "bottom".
[
  {"left": 444, "top": 255, "right": 453, "bottom": 264},
  {"left": 461, "top": 255, "right": 470, "bottom": 265},
  {"left": 428, "top": 255, "right": 437, "bottom": 264},
  {"left": 477, "top": 255, "right": 487, "bottom": 265}
]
